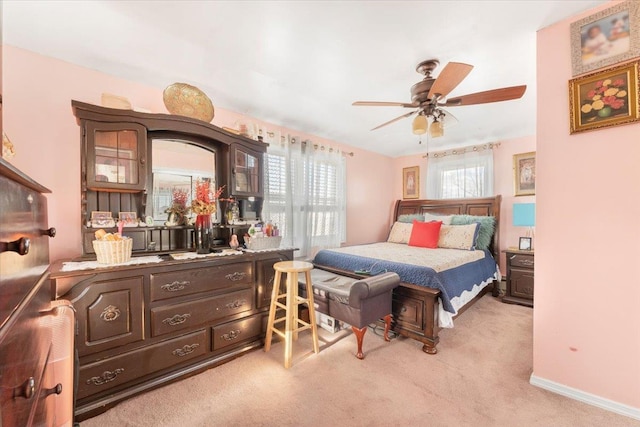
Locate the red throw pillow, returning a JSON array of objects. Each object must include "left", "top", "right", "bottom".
[{"left": 408, "top": 220, "right": 442, "bottom": 248}]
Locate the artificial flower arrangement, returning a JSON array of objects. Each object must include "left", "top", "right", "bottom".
[
  {"left": 165, "top": 188, "right": 190, "bottom": 225},
  {"left": 191, "top": 179, "right": 226, "bottom": 215}
]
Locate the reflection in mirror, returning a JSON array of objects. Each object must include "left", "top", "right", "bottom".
[{"left": 152, "top": 139, "right": 216, "bottom": 225}]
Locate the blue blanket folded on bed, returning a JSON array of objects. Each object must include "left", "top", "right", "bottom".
[{"left": 312, "top": 249, "right": 498, "bottom": 314}]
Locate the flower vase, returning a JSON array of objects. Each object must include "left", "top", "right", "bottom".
[{"left": 194, "top": 214, "right": 212, "bottom": 254}]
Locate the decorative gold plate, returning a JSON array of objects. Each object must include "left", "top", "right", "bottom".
[{"left": 163, "top": 82, "right": 214, "bottom": 122}]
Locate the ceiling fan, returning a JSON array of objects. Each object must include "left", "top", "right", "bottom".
[{"left": 353, "top": 59, "right": 526, "bottom": 138}]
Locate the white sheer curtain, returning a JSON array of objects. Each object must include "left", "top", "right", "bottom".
[
  {"left": 426, "top": 147, "right": 494, "bottom": 198},
  {"left": 263, "top": 137, "right": 346, "bottom": 258}
]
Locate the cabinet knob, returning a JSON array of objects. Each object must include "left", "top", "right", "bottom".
[
  {"left": 0, "top": 237, "right": 30, "bottom": 255},
  {"left": 44, "top": 383, "right": 63, "bottom": 397},
  {"left": 14, "top": 377, "right": 35, "bottom": 400},
  {"left": 42, "top": 227, "right": 57, "bottom": 238}
]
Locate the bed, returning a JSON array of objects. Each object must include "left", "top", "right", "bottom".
[{"left": 311, "top": 196, "right": 501, "bottom": 354}]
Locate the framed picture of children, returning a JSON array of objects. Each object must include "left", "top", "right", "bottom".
[{"left": 570, "top": 1, "right": 639, "bottom": 76}]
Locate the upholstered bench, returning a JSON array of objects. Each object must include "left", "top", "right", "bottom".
[{"left": 298, "top": 269, "right": 400, "bottom": 359}]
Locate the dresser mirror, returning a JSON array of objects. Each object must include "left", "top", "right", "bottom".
[{"left": 151, "top": 138, "right": 217, "bottom": 225}]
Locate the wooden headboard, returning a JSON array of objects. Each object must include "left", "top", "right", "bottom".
[{"left": 393, "top": 196, "right": 502, "bottom": 259}]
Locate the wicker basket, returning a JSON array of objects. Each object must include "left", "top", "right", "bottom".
[
  {"left": 93, "top": 238, "right": 133, "bottom": 264},
  {"left": 245, "top": 236, "right": 282, "bottom": 251}
]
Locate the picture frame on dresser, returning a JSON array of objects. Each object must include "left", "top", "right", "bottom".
[{"left": 519, "top": 237, "right": 532, "bottom": 251}]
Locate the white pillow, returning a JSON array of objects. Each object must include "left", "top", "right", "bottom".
[
  {"left": 438, "top": 223, "right": 479, "bottom": 250},
  {"left": 424, "top": 213, "right": 452, "bottom": 225},
  {"left": 387, "top": 221, "right": 413, "bottom": 244}
]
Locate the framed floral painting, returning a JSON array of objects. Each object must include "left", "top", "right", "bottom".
[{"left": 569, "top": 60, "right": 639, "bottom": 134}]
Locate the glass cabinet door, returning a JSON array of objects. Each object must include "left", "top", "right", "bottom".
[
  {"left": 231, "top": 145, "right": 262, "bottom": 197},
  {"left": 86, "top": 122, "right": 147, "bottom": 192}
]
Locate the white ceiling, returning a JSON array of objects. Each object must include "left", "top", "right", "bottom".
[{"left": 3, "top": 0, "right": 605, "bottom": 157}]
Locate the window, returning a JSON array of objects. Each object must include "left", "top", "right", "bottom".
[
  {"left": 426, "top": 147, "right": 494, "bottom": 199},
  {"left": 263, "top": 141, "right": 346, "bottom": 258}
]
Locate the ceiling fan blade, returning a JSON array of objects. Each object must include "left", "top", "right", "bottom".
[
  {"left": 371, "top": 110, "right": 417, "bottom": 131},
  {"left": 427, "top": 62, "right": 473, "bottom": 100},
  {"left": 442, "top": 85, "right": 527, "bottom": 107},
  {"left": 353, "top": 101, "right": 418, "bottom": 108}
]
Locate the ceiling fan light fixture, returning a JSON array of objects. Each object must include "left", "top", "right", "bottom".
[
  {"left": 412, "top": 114, "right": 428, "bottom": 135},
  {"left": 429, "top": 119, "right": 444, "bottom": 138}
]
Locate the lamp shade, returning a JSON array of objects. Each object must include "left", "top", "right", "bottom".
[
  {"left": 412, "top": 114, "right": 427, "bottom": 135},
  {"left": 513, "top": 203, "right": 535, "bottom": 226},
  {"left": 429, "top": 120, "right": 443, "bottom": 138}
]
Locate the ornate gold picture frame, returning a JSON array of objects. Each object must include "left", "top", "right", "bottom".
[
  {"left": 513, "top": 152, "right": 535, "bottom": 197},
  {"left": 402, "top": 166, "right": 419, "bottom": 199},
  {"left": 569, "top": 60, "right": 639, "bottom": 134}
]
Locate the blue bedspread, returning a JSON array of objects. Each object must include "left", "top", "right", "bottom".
[{"left": 313, "top": 247, "right": 498, "bottom": 314}]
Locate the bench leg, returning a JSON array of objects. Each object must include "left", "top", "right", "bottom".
[
  {"left": 352, "top": 326, "right": 367, "bottom": 360},
  {"left": 383, "top": 314, "right": 392, "bottom": 342}
]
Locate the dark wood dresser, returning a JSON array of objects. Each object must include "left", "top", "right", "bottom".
[
  {"left": 50, "top": 248, "right": 293, "bottom": 421},
  {"left": 503, "top": 249, "right": 534, "bottom": 307},
  {"left": 0, "top": 158, "right": 74, "bottom": 426}
]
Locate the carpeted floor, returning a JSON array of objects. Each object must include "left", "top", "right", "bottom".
[{"left": 81, "top": 295, "right": 638, "bottom": 426}]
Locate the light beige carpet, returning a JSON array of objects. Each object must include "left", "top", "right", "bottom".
[{"left": 81, "top": 295, "right": 638, "bottom": 426}]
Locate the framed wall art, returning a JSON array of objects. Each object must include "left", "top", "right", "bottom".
[
  {"left": 569, "top": 60, "right": 639, "bottom": 134},
  {"left": 402, "top": 166, "right": 419, "bottom": 199},
  {"left": 570, "top": 0, "right": 639, "bottom": 76},
  {"left": 513, "top": 152, "right": 536, "bottom": 196}
]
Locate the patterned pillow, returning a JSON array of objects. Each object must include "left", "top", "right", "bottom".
[
  {"left": 438, "top": 223, "right": 480, "bottom": 250},
  {"left": 450, "top": 215, "right": 496, "bottom": 250},
  {"left": 424, "top": 212, "right": 452, "bottom": 225},
  {"left": 387, "top": 221, "right": 413, "bottom": 244}
]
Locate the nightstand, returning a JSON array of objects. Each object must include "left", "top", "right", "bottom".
[{"left": 502, "top": 249, "right": 534, "bottom": 307}]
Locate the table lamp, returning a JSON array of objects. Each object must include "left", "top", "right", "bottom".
[{"left": 513, "top": 203, "right": 535, "bottom": 250}]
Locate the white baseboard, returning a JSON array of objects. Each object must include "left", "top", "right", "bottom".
[{"left": 530, "top": 374, "right": 640, "bottom": 421}]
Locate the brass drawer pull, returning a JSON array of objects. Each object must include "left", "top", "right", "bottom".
[
  {"left": 225, "top": 300, "right": 246, "bottom": 309},
  {"left": 162, "top": 313, "right": 192, "bottom": 326},
  {"left": 100, "top": 305, "right": 121, "bottom": 322},
  {"left": 172, "top": 343, "right": 200, "bottom": 357},
  {"left": 14, "top": 377, "right": 35, "bottom": 400},
  {"left": 161, "top": 280, "right": 190, "bottom": 292},
  {"left": 225, "top": 272, "right": 246, "bottom": 282},
  {"left": 86, "top": 368, "right": 124, "bottom": 386},
  {"left": 222, "top": 329, "right": 241, "bottom": 341},
  {"left": 520, "top": 259, "right": 534, "bottom": 266}
]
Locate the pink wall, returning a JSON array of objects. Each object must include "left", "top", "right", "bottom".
[
  {"left": 536, "top": 1, "right": 640, "bottom": 411},
  {"left": 2, "top": 46, "right": 395, "bottom": 261}
]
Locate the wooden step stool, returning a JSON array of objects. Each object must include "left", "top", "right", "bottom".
[{"left": 264, "top": 261, "right": 319, "bottom": 368}]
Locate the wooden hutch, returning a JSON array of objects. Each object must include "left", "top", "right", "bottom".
[{"left": 50, "top": 101, "right": 292, "bottom": 420}]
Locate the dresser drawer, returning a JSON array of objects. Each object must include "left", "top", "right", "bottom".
[
  {"left": 151, "top": 288, "right": 254, "bottom": 337},
  {"left": 392, "top": 293, "right": 424, "bottom": 333},
  {"left": 0, "top": 277, "right": 52, "bottom": 427},
  {"left": 508, "top": 254, "right": 534, "bottom": 269},
  {"left": 212, "top": 314, "right": 263, "bottom": 351},
  {"left": 78, "top": 329, "right": 208, "bottom": 400},
  {"left": 149, "top": 261, "right": 253, "bottom": 302}
]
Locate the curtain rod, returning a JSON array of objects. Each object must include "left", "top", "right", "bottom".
[
  {"left": 422, "top": 142, "right": 500, "bottom": 158},
  {"left": 285, "top": 137, "right": 355, "bottom": 157}
]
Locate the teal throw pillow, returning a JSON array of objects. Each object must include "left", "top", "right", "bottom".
[
  {"left": 450, "top": 215, "right": 496, "bottom": 250},
  {"left": 398, "top": 214, "right": 424, "bottom": 223}
]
